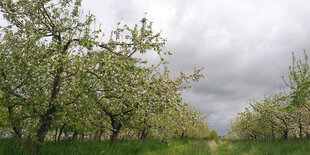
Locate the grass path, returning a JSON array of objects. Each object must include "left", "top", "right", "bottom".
[
  {"left": 151, "top": 139, "right": 310, "bottom": 155},
  {"left": 214, "top": 139, "right": 310, "bottom": 155},
  {"left": 205, "top": 140, "right": 217, "bottom": 154},
  {"left": 146, "top": 140, "right": 212, "bottom": 155},
  {"left": 2, "top": 138, "right": 310, "bottom": 155}
]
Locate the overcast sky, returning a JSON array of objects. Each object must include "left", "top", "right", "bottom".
[
  {"left": 1, "top": 0, "right": 308, "bottom": 136},
  {"left": 79, "top": 0, "right": 310, "bottom": 136}
]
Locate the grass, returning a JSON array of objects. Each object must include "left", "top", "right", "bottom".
[
  {"left": 215, "top": 139, "right": 310, "bottom": 155},
  {"left": 4, "top": 138, "right": 308, "bottom": 155},
  {"left": 147, "top": 140, "right": 211, "bottom": 155},
  {"left": 0, "top": 138, "right": 211, "bottom": 155}
]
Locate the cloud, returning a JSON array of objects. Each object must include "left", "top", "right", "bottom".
[
  {"left": 81, "top": 0, "right": 310, "bottom": 136},
  {"left": 0, "top": 0, "right": 304, "bottom": 136},
  {"left": 159, "top": 0, "right": 310, "bottom": 136}
]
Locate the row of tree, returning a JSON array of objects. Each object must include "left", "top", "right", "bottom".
[
  {"left": 0, "top": 0, "right": 212, "bottom": 152},
  {"left": 230, "top": 51, "right": 310, "bottom": 140}
]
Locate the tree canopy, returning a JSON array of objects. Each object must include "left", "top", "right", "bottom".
[
  {"left": 0, "top": 0, "right": 211, "bottom": 152},
  {"left": 230, "top": 51, "right": 310, "bottom": 140}
]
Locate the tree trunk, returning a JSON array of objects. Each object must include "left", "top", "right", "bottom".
[
  {"left": 95, "top": 130, "right": 101, "bottom": 140},
  {"left": 109, "top": 116, "right": 122, "bottom": 146},
  {"left": 35, "top": 104, "right": 59, "bottom": 151},
  {"left": 299, "top": 123, "right": 303, "bottom": 138},
  {"left": 35, "top": 120, "right": 52, "bottom": 152},
  {"left": 283, "top": 129, "right": 288, "bottom": 139},
  {"left": 58, "top": 123, "right": 66, "bottom": 141},
  {"left": 12, "top": 126, "right": 22, "bottom": 139},
  {"left": 98, "top": 130, "right": 103, "bottom": 141},
  {"left": 138, "top": 131, "right": 141, "bottom": 140},
  {"left": 141, "top": 131, "right": 148, "bottom": 141},
  {"left": 110, "top": 130, "right": 120, "bottom": 146},
  {"left": 271, "top": 125, "right": 275, "bottom": 140},
  {"left": 140, "top": 126, "right": 149, "bottom": 141},
  {"left": 8, "top": 106, "right": 22, "bottom": 139},
  {"left": 72, "top": 131, "right": 78, "bottom": 140},
  {"left": 180, "top": 131, "right": 185, "bottom": 139},
  {"left": 81, "top": 133, "right": 84, "bottom": 141},
  {"left": 37, "top": 125, "right": 50, "bottom": 141},
  {"left": 64, "top": 131, "right": 69, "bottom": 139},
  {"left": 34, "top": 66, "right": 63, "bottom": 152},
  {"left": 54, "top": 128, "right": 58, "bottom": 142}
]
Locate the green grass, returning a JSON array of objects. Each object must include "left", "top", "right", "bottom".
[
  {"left": 0, "top": 138, "right": 211, "bottom": 155},
  {"left": 215, "top": 139, "right": 310, "bottom": 155},
  {"left": 2, "top": 138, "right": 310, "bottom": 155},
  {"left": 147, "top": 140, "right": 211, "bottom": 155}
]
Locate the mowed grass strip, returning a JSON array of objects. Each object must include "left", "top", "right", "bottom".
[
  {"left": 215, "top": 139, "right": 310, "bottom": 155},
  {"left": 0, "top": 138, "right": 212, "bottom": 155},
  {"left": 145, "top": 140, "right": 213, "bottom": 155}
]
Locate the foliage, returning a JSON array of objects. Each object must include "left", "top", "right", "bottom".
[
  {"left": 0, "top": 0, "right": 210, "bottom": 152},
  {"left": 283, "top": 51, "right": 310, "bottom": 109},
  {"left": 209, "top": 130, "right": 219, "bottom": 142},
  {"left": 230, "top": 51, "right": 310, "bottom": 140}
]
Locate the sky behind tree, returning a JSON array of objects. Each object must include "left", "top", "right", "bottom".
[
  {"left": 2, "top": 0, "right": 309, "bottom": 136},
  {"left": 83, "top": 0, "right": 310, "bottom": 136}
]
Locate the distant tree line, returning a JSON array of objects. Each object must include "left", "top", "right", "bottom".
[{"left": 230, "top": 51, "right": 310, "bottom": 140}]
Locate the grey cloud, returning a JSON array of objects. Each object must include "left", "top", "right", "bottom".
[
  {"left": 63, "top": 0, "right": 310, "bottom": 136},
  {"left": 39, "top": 0, "right": 310, "bottom": 136},
  {"left": 156, "top": 0, "right": 310, "bottom": 136}
]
